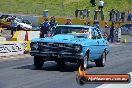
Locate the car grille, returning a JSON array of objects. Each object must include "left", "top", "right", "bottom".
[{"left": 38, "top": 42, "right": 76, "bottom": 53}]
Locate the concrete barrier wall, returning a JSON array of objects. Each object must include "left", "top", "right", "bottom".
[
  {"left": 0, "top": 37, "right": 6, "bottom": 42},
  {"left": 0, "top": 41, "right": 26, "bottom": 56},
  {"left": 0, "top": 41, "right": 31, "bottom": 57},
  {"left": 38, "top": 17, "right": 113, "bottom": 28},
  {"left": 12, "top": 31, "right": 40, "bottom": 41}
]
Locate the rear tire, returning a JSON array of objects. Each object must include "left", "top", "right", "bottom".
[
  {"left": 34, "top": 56, "right": 44, "bottom": 69},
  {"left": 95, "top": 52, "right": 106, "bottom": 67}
]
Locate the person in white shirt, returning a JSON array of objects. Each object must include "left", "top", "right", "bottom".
[{"left": 98, "top": 0, "right": 104, "bottom": 10}]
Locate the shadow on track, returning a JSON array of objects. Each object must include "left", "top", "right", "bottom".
[{"left": 14, "top": 62, "right": 96, "bottom": 72}]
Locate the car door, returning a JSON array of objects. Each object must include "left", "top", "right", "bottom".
[
  {"left": 89, "top": 28, "right": 99, "bottom": 60},
  {"left": 96, "top": 28, "right": 105, "bottom": 57}
]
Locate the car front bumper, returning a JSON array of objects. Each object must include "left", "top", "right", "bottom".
[{"left": 30, "top": 51, "right": 83, "bottom": 59}]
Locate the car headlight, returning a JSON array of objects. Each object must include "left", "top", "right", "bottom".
[{"left": 74, "top": 45, "right": 82, "bottom": 52}]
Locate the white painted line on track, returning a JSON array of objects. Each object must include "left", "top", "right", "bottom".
[{"left": 97, "top": 72, "right": 132, "bottom": 88}]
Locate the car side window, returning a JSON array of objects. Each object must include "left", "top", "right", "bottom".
[
  {"left": 96, "top": 28, "right": 102, "bottom": 39},
  {"left": 92, "top": 28, "right": 98, "bottom": 39}
]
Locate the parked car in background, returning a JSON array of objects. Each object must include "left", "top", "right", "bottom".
[
  {"left": 0, "top": 15, "right": 11, "bottom": 29},
  {"left": 15, "top": 18, "right": 32, "bottom": 31},
  {"left": 30, "top": 25, "right": 109, "bottom": 70},
  {"left": 0, "top": 15, "right": 32, "bottom": 30}
]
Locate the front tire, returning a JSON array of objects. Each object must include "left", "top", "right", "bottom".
[
  {"left": 34, "top": 56, "right": 44, "bottom": 69},
  {"left": 78, "top": 54, "right": 88, "bottom": 70},
  {"left": 56, "top": 60, "right": 65, "bottom": 67},
  {"left": 95, "top": 52, "right": 106, "bottom": 67}
]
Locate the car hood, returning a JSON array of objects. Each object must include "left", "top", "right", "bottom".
[{"left": 32, "top": 34, "right": 90, "bottom": 45}]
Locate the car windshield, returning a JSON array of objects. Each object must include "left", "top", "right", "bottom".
[{"left": 52, "top": 26, "right": 89, "bottom": 36}]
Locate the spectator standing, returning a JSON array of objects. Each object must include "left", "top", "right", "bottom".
[
  {"left": 94, "top": 8, "right": 100, "bottom": 20},
  {"left": 40, "top": 18, "right": 50, "bottom": 38},
  {"left": 104, "top": 22, "right": 109, "bottom": 38},
  {"left": 115, "top": 10, "right": 120, "bottom": 22},
  {"left": 121, "top": 11, "right": 125, "bottom": 22},
  {"left": 87, "top": 9, "right": 90, "bottom": 18},
  {"left": 79, "top": 10, "right": 83, "bottom": 19},
  {"left": 98, "top": 0, "right": 104, "bottom": 11},
  {"left": 128, "top": 13, "right": 132, "bottom": 23},
  {"left": 100, "top": 10, "right": 104, "bottom": 21},
  {"left": 127, "top": 10, "right": 132, "bottom": 23},
  {"left": 65, "top": 19, "right": 72, "bottom": 25},
  {"left": 90, "top": 0, "right": 96, "bottom": 6},
  {"left": 82, "top": 9, "right": 87, "bottom": 19},
  {"left": 10, "top": 17, "right": 17, "bottom": 37},
  {"left": 108, "top": 22, "right": 115, "bottom": 43},
  {"left": 49, "top": 16, "right": 57, "bottom": 28},
  {"left": 108, "top": 9, "right": 115, "bottom": 21},
  {"left": 75, "top": 9, "right": 79, "bottom": 18},
  {"left": 117, "top": 27, "right": 121, "bottom": 42},
  {"left": 102, "top": 22, "right": 109, "bottom": 38}
]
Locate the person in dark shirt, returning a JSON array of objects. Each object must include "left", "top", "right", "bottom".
[
  {"left": 40, "top": 18, "right": 50, "bottom": 38},
  {"left": 90, "top": 0, "right": 96, "bottom": 7},
  {"left": 115, "top": 10, "right": 120, "bottom": 22},
  {"left": 108, "top": 9, "right": 115, "bottom": 21},
  {"left": 121, "top": 11, "right": 125, "bottom": 22},
  {"left": 128, "top": 13, "right": 132, "bottom": 23},
  {"left": 79, "top": 10, "right": 83, "bottom": 18},
  {"left": 108, "top": 22, "right": 115, "bottom": 43},
  {"left": 49, "top": 16, "right": 57, "bottom": 28},
  {"left": 87, "top": 9, "right": 90, "bottom": 18},
  {"left": 75, "top": 9, "right": 79, "bottom": 18},
  {"left": 127, "top": 10, "right": 132, "bottom": 23},
  {"left": 94, "top": 8, "right": 100, "bottom": 20}
]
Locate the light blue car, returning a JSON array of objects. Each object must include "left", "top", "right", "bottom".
[{"left": 30, "top": 25, "right": 109, "bottom": 69}]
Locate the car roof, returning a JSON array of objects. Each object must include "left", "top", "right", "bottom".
[{"left": 56, "top": 25, "right": 95, "bottom": 29}]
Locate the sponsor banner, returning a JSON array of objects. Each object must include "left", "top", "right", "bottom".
[
  {"left": 76, "top": 66, "right": 131, "bottom": 85},
  {"left": 0, "top": 41, "right": 28, "bottom": 57}
]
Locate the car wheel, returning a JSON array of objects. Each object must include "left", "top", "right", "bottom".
[
  {"left": 95, "top": 52, "right": 106, "bottom": 67},
  {"left": 78, "top": 54, "right": 88, "bottom": 70},
  {"left": 34, "top": 56, "right": 44, "bottom": 69}
]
